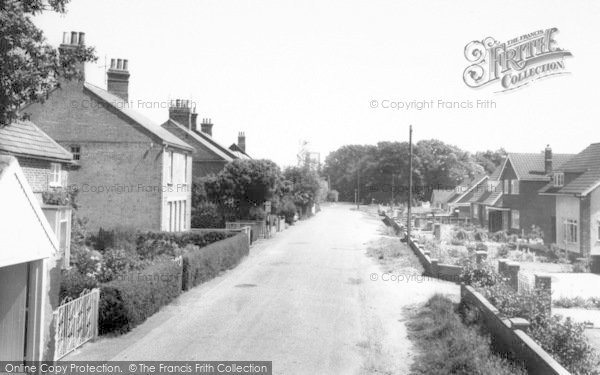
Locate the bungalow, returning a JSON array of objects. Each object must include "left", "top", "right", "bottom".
[
  {"left": 471, "top": 168, "right": 502, "bottom": 229},
  {"left": 161, "top": 101, "right": 250, "bottom": 179},
  {"left": 489, "top": 146, "right": 573, "bottom": 243},
  {"left": 539, "top": 143, "right": 600, "bottom": 258},
  {"left": 0, "top": 155, "right": 59, "bottom": 361},
  {"left": 430, "top": 189, "right": 455, "bottom": 211},
  {"left": 447, "top": 174, "right": 488, "bottom": 218},
  {"left": 24, "top": 32, "right": 194, "bottom": 232},
  {"left": 0, "top": 120, "right": 74, "bottom": 268}
]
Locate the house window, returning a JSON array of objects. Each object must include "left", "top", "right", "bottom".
[
  {"left": 50, "top": 163, "right": 62, "bottom": 187},
  {"left": 182, "top": 154, "right": 188, "bottom": 184},
  {"left": 554, "top": 173, "right": 564, "bottom": 187},
  {"left": 70, "top": 145, "right": 81, "bottom": 161},
  {"left": 473, "top": 205, "right": 479, "bottom": 219},
  {"left": 511, "top": 180, "right": 520, "bottom": 195},
  {"left": 511, "top": 210, "right": 520, "bottom": 230},
  {"left": 597, "top": 221, "right": 600, "bottom": 242},
  {"left": 182, "top": 201, "right": 187, "bottom": 230},
  {"left": 503, "top": 180, "right": 510, "bottom": 194},
  {"left": 565, "top": 219, "right": 578, "bottom": 243},
  {"left": 166, "top": 151, "right": 174, "bottom": 185}
]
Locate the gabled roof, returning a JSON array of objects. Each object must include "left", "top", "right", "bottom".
[
  {"left": 504, "top": 152, "right": 574, "bottom": 181},
  {"left": 190, "top": 126, "right": 239, "bottom": 160},
  {"left": 0, "top": 155, "right": 57, "bottom": 267},
  {"left": 162, "top": 120, "right": 235, "bottom": 161},
  {"left": 557, "top": 143, "right": 600, "bottom": 173},
  {"left": 430, "top": 189, "right": 454, "bottom": 204},
  {"left": 229, "top": 143, "right": 251, "bottom": 160},
  {"left": 448, "top": 174, "right": 488, "bottom": 206},
  {"left": 0, "top": 120, "right": 73, "bottom": 163},
  {"left": 84, "top": 83, "right": 193, "bottom": 152},
  {"left": 539, "top": 144, "right": 600, "bottom": 196}
]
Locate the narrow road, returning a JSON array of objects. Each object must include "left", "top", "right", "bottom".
[{"left": 66, "top": 204, "right": 458, "bottom": 374}]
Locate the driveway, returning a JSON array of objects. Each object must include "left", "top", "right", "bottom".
[{"left": 65, "top": 204, "right": 458, "bottom": 374}]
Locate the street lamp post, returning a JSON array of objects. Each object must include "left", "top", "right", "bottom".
[{"left": 407, "top": 125, "right": 413, "bottom": 240}]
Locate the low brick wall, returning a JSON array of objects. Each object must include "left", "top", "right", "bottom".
[
  {"left": 461, "top": 284, "right": 570, "bottom": 375},
  {"left": 406, "top": 233, "right": 463, "bottom": 281}
]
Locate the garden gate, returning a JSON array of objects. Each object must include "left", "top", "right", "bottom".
[{"left": 53, "top": 288, "right": 99, "bottom": 360}]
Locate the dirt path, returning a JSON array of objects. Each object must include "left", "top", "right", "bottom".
[{"left": 64, "top": 204, "right": 459, "bottom": 374}]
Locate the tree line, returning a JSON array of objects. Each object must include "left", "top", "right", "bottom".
[{"left": 322, "top": 140, "right": 506, "bottom": 204}]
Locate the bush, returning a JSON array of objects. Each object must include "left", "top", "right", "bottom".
[
  {"left": 135, "top": 231, "right": 234, "bottom": 260},
  {"left": 98, "top": 258, "right": 183, "bottom": 335},
  {"left": 554, "top": 296, "right": 600, "bottom": 310},
  {"left": 407, "top": 294, "right": 526, "bottom": 375},
  {"left": 528, "top": 316, "right": 600, "bottom": 374},
  {"left": 280, "top": 198, "right": 297, "bottom": 224},
  {"left": 71, "top": 245, "right": 102, "bottom": 278},
  {"left": 59, "top": 269, "right": 98, "bottom": 302},
  {"left": 182, "top": 232, "right": 249, "bottom": 290},
  {"left": 573, "top": 258, "right": 591, "bottom": 273},
  {"left": 191, "top": 202, "right": 223, "bottom": 228},
  {"left": 93, "top": 227, "right": 115, "bottom": 251},
  {"left": 459, "top": 258, "right": 502, "bottom": 287},
  {"left": 97, "top": 248, "right": 145, "bottom": 283}
]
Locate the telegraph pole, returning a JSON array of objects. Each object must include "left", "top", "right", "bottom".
[
  {"left": 407, "top": 125, "right": 413, "bottom": 240},
  {"left": 391, "top": 173, "right": 395, "bottom": 208},
  {"left": 356, "top": 162, "right": 360, "bottom": 210}
]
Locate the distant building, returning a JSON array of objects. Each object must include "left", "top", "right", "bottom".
[
  {"left": 540, "top": 143, "right": 600, "bottom": 257},
  {"left": 447, "top": 174, "right": 489, "bottom": 218},
  {"left": 161, "top": 102, "right": 250, "bottom": 179},
  {"left": 24, "top": 32, "right": 194, "bottom": 232},
  {"left": 430, "top": 189, "right": 456, "bottom": 211}
]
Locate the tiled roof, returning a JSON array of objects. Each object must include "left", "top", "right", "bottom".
[
  {"left": 507, "top": 153, "right": 574, "bottom": 181},
  {"left": 449, "top": 174, "right": 488, "bottom": 205},
  {"left": 229, "top": 143, "right": 251, "bottom": 159},
  {"left": 190, "top": 127, "right": 239, "bottom": 160},
  {"left": 558, "top": 143, "right": 600, "bottom": 173},
  {"left": 431, "top": 189, "right": 454, "bottom": 204},
  {"left": 84, "top": 83, "right": 193, "bottom": 151},
  {"left": 0, "top": 120, "right": 73, "bottom": 162},
  {"left": 162, "top": 120, "right": 234, "bottom": 162},
  {"left": 560, "top": 168, "right": 600, "bottom": 195}
]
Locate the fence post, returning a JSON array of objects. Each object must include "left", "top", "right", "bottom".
[
  {"left": 535, "top": 274, "right": 552, "bottom": 314},
  {"left": 507, "top": 263, "right": 520, "bottom": 291},
  {"left": 476, "top": 251, "right": 487, "bottom": 265},
  {"left": 498, "top": 259, "right": 508, "bottom": 276},
  {"left": 433, "top": 223, "right": 441, "bottom": 240}
]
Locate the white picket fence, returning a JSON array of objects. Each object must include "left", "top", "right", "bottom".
[{"left": 53, "top": 288, "right": 100, "bottom": 360}]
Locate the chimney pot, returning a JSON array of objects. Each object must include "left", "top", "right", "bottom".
[
  {"left": 123, "top": 59, "right": 128, "bottom": 70},
  {"left": 70, "top": 31, "right": 78, "bottom": 45},
  {"left": 78, "top": 32, "right": 85, "bottom": 45},
  {"left": 107, "top": 57, "right": 130, "bottom": 101},
  {"left": 110, "top": 59, "right": 116, "bottom": 69},
  {"left": 544, "top": 145, "right": 553, "bottom": 174},
  {"left": 62, "top": 32, "right": 69, "bottom": 44},
  {"left": 117, "top": 59, "right": 123, "bottom": 69}
]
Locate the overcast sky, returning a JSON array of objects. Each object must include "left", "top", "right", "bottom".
[{"left": 33, "top": 0, "right": 600, "bottom": 167}]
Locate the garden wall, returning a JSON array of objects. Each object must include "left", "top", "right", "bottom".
[{"left": 461, "top": 284, "right": 570, "bottom": 375}]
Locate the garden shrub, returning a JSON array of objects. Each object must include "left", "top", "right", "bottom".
[
  {"left": 71, "top": 245, "right": 102, "bottom": 278},
  {"left": 59, "top": 268, "right": 98, "bottom": 302},
  {"left": 491, "top": 231, "right": 509, "bottom": 243},
  {"left": 459, "top": 258, "right": 502, "bottom": 287},
  {"left": 407, "top": 294, "right": 526, "bottom": 375},
  {"left": 554, "top": 296, "right": 600, "bottom": 310},
  {"left": 191, "top": 202, "right": 223, "bottom": 228},
  {"left": 136, "top": 231, "right": 234, "bottom": 260},
  {"left": 97, "top": 248, "right": 146, "bottom": 283},
  {"left": 93, "top": 227, "right": 115, "bottom": 251},
  {"left": 182, "top": 232, "right": 249, "bottom": 290},
  {"left": 280, "top": 198, "right": 297, "bottom": 224},
  {"left": 98, "top": 258, "right": 183, "bottom": 334},
  {"left": 573, "top": 258, "right": 592, "bottom": 273},
  {"left": 326, "top": 189, "right": 339, "bottom": 202}
]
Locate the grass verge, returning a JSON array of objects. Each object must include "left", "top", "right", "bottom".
[{"left": 405, "top": 294, "right": 526, "bottom": 375}]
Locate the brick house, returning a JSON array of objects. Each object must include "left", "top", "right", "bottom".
[
  {"left": 470, "top": 168, "right": 502, "bottom": 229},
  {"left": 24, "top": 32, "right": 194, "bottom": 232},
  {"left": 161, "top": 101, "right": 250, "bottom": 179},
  {"left": 488, "top": 147, "right": 573, "bottom": 243},
  {"left": 0, "top": 155, "right": 60, "bottom": 361},
  {"left": 540, "top": 143, "right": 600, "bottom": 257},
  {"left": 0, "top": 120, "right": 74, "bottom": 268}
]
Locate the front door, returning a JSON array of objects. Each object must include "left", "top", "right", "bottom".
[{"left": 0, "top": 263, "right": 29, "bottom": 362}]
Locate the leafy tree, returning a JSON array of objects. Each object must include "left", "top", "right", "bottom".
[
  {"left": 283, "top": 166, "right": 322, "bottom": 216},
  {"left": 475, "top": 148, "right": 507, "bottom": 174},
  {"left": 0, "top": 0, "right": 97, "bottom": 125}
]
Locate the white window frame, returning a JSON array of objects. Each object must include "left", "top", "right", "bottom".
[
  {"left": 503, "top": 179, "right": 510, "bottom": 194},
  {"left": 511, "top": 209, "right": 520, "bottom": 230},
  {"left": 554, "top": 173, "right": 565, "bottom": 187},
  {"left": 511, "top": 180, "right": 520, "bottom": 195},
  {"left": 183, "top": 155, "right": 188, "bottom": 185},
  {"left": 597, "top": 220, "right": 600, "bottom": 242},
  {"left": 70, "top": 145, "right": 81, "bottom": 161},
  {"left": 167, "top": 151, "right": 174, "bottom": 185},
  {"left": 50, "top": 163, "right": 62, "bottom": 187},
  {"left": 564, "top": 219, "right": 578, "bottom": 243}
]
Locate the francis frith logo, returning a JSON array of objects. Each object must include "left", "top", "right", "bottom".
[{"left": 463, "top": 28, "right": 572, "bottom": 92}]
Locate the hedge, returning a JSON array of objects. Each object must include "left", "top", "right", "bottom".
[
  {"left": 136, "top": 230, "right": 235, "bottom": 259},
  {"left": 99, "top": 257, "right": 183, "bottom": 334},
  {"left": 182, "top": 232, "right": 249, "bottom": 290}
]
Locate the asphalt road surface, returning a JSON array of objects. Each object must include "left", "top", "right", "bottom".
[{"left": 66, "top": 204, "right": 458, "bottom": 374}]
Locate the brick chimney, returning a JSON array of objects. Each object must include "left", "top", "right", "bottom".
[
  {"left": 238, "top": 132, "right": 246, "bottom": 153},
  {"left": 106, "top": 58, "right": 130, "bottom": 101},
  {"left": 545, "top": 144, "right": 553, "bottom": 174},
  {"left": 200, "top": 118, "right": 213, "bottom": 136},
  {"left": 168, "top": 99, "right": 196, "bottom": 129},
  {"left": 59, "top": 31, "right": 87, "bottom": 81}
]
